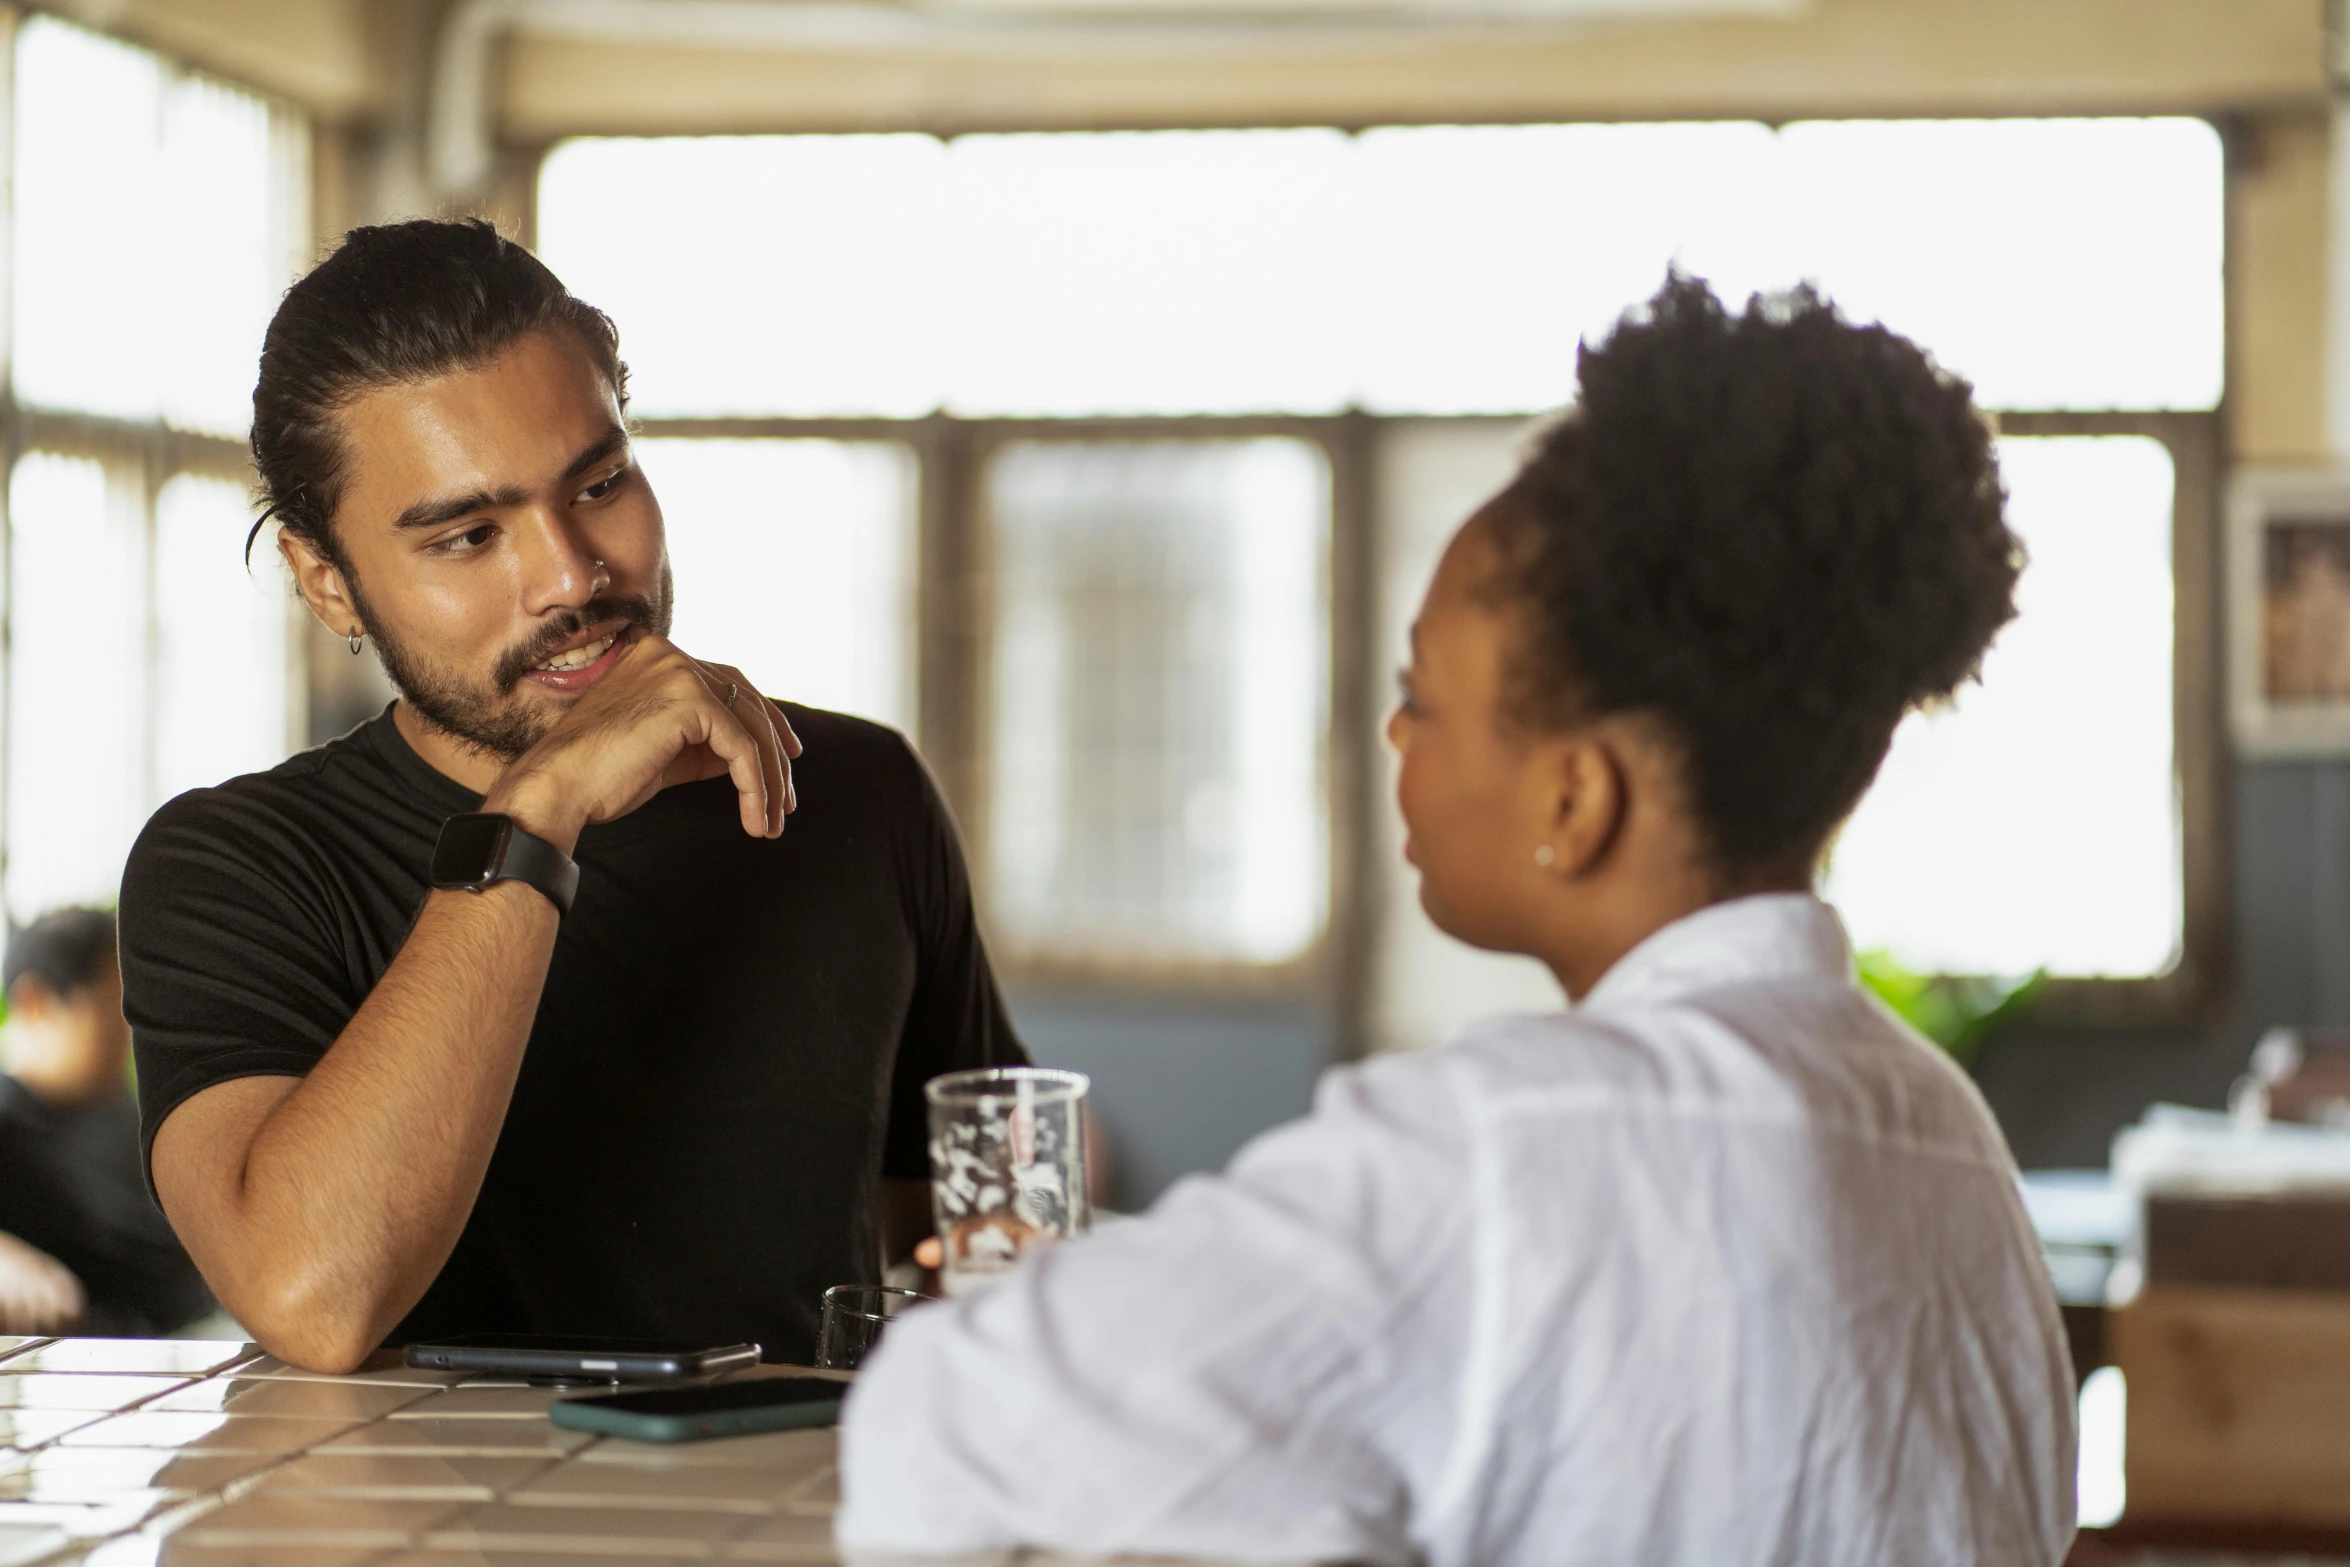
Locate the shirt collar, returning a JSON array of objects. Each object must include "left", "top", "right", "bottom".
[{"left": 1578, "top": 893, "right": 1855, "bottom": 1015}]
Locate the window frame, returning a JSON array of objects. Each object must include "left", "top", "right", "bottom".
[
  {"left": 0, "top": 406, "right": 299, "bottom": 909},
  {"left": 0, "top": 22, "right": 2230, "bottom": 1035},
  {"left": 1988, "top": 408, "right": 2228, "bottom": 1027},
  {"left": 629, "top": 406, "right": 2226, "bottom": 1032},
  {"left": 628, "top": 412, "right": 1376, "bottom": 1002},
  {"left": 0, "top": 7, "right": 313, "bottom": 920}
]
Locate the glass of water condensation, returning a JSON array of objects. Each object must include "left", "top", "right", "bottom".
[{"left": 925, "top": 1067, "right": 1091, "bottom": 1297}]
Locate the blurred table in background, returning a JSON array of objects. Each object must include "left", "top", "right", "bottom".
[
  {"left": 2025, "top": 1169, "right": 2350, "bottom": 1563},
  {"left": 0, "top": 1336, "right": 1308, "bottom": 1567}
]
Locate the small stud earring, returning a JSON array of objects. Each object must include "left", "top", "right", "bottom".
[
  {"left": 348, "top": 628, "right": 364, "bottom": 655},
  {"left": 1533, "top": 844, "right": 1556, "bottom": 868}
]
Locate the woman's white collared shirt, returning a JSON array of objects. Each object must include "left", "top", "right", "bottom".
[{"left": 837, "top": 894, "right": 2077, "bottom": 1567}]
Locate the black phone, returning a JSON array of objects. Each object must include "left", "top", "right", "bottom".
[
  {"left": 402, "top": 1335, "right": 762, "bottom": 1383},
  {"left": 549, "top": 1376, "right": 844, "bottom": 1442}
]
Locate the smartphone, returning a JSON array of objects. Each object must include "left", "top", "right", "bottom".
[
  {"left": 402, "top": 1335, "right": 762, "bottom": 1382},
  {"left": 549, "top": 1376, "right": 844, "bottom": 1442}
]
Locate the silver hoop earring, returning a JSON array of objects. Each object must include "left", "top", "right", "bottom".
[
  {"left": 348, "top": 629, "right": 364, "bottom": 655},
  {"left": 1533, "top": 844, "right": 1556, "bottom": 868}
]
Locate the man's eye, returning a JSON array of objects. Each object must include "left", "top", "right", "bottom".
[
  {"left": 437, "top": 523, "right": 496, "bottom": 554},
  {"left": 580, "top": 470, "right": 624, "bottom": 502}
]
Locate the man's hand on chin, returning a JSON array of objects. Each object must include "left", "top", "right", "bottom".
[{"left": 487, "top": 634, "right": 802, "bottom": 854}]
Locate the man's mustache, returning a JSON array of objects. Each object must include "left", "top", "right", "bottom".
[{"left": 494, "top": 595, "right": 661, "bottom": 692}]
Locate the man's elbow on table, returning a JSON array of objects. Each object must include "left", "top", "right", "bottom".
[
  {"left": 151, "top": 1080, "right": 401, "bottom": 1375},
  {"left": 218, "top": 1267, "right": 383, "bottom": 1376}
]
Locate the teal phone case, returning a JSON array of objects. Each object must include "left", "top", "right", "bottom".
[{"left": 549, "top": 1388, "right": 842, "bottom": 1443}]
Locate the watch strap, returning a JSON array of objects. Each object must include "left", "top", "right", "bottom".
[
  {"left": 433, "top": 813, "right": 581, "bottom": 918},
  {"left": 493, "top": 820, "right": 580, "bottom": 917}
]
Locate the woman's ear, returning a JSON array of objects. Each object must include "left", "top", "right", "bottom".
[{"left": 1530, "top": 732, "right": 1629, "bottom": 880}]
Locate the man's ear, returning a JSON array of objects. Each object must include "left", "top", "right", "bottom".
[
  {"left": 278, "top": 529, "right": 362, "bottom": 641},
  {"left": 1532, "top": 732, "right": 1628, "bottom": 880}
]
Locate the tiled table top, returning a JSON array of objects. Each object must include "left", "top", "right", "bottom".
[{"left": 0, "top": 1337, "right": 1258, "bottom": 1567}]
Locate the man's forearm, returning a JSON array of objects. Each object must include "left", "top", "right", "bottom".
[
  {"left": 155, "top": 881, "right": 557, "bottom": 1370},
  {"left": 150, "top": 644, "right": 796, "bottom": 1373}
]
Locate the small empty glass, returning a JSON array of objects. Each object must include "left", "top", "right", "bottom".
[
  {"left": 816, "top": 1284, "right": 931, "bottom": 1371},
  {"left": 926, "top": 1066, "right": 1091, "bottom": 1297}
]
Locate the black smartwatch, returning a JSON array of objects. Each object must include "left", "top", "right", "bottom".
[{"left": 430, "top": 813, "right": 580, "bottom": 917}]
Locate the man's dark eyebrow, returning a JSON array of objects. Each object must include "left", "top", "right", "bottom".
[
  {"left": 393, "top": 485, "right": 529, "bottom": 533},
  {"left": 560, "top": 426, "right": 630, "bottom": 485},
  {"left": 390, "top": 426, "right": 630, "bottom": 534}
]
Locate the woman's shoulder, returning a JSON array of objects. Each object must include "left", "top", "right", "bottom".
[{"left": 1378, "top": 996, "right": 2006, "bottom": 1163}]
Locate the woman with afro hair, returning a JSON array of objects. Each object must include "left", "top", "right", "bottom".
[{"left": 839, "top": 273, "right": 2075, "bottom": 1567}]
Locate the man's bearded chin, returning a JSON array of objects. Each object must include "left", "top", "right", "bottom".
[{"left": 353, "top": 564, "right": 674, "bottom": 763}]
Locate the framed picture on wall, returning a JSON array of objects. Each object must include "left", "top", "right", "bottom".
[{"left": 2229, "top": 470, "right": 2350, "bottom": 756}]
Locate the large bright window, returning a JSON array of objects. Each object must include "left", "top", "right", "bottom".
[
  {"left": 1356, "top": 119, "right": 2222, "bottom": 414},
  {"left": 539, "top": 117, "right": 2220, "bottom": 994},
  {"left": 945, "top": 131, "right": 1354, "bottom": 417},
  {"left": 154, "top": 476, "right": 294, "bottom": 806},
  {"left": 5, "top": 457, "right": 146, "bottom": 920},
  {"left": 1, "top": 15, "right": 308, "bottom": 921},
  {"left": 541, "top": 117, "right": 2221, "bottom": 421},
  {"left": 983, "top": 439, "right": 1330, "bottom": 965},
  {"left": 12, "top": 15, "right": 303, "bottom": 435},
  {"left": 1367, "top": 423, "right": 2191, "bottom": 1049},
  {"left": 1827, "top": 436, "right": 2182, "bottom": 977},
  {"left": 637, "top": 438, "right": 920, "bottom": 733},
  {"left": 539, "top": 136, "right": 945, "bottom": 419}
]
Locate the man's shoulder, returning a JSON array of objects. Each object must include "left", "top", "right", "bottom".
[
  {"left": 767, "top": 702, "right": 932, "bottom": 810},
  {"left": 771, "top": 701, "right": 916, "bottom": 759},
  {"left": 127, "top": 718, "right": 421, "bottom": 889}
]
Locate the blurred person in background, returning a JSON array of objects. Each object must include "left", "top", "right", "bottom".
[
  {"left": 840, "top": 276, "right": 2075, "bottom": 1566},
  {"left": 0, "top": 908, "right": 212, "bottom": 1335}
]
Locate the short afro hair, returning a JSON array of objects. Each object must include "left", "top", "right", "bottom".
[{"left": 1489, "top": 271, "right": 2022, "bottom": 876}]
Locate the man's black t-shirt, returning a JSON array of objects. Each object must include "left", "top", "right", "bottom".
[
  {"left": 0, "top": 1078, "right": 213, "bottom": 1335},
  {"left": 119, "top": 704, "right": 1023, "bottom": 1362}
]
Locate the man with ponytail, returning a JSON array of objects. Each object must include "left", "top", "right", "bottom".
[{"left": 119, "top": 220, "right": 1022, "bottom": 1373}]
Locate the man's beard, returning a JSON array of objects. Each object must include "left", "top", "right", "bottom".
[{"left": 350, "top": 562, "right": 674, "bottom": 763}]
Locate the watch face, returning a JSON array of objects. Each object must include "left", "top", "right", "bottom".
[{"left": 430, "top": 813, "right": 511, "bottom": 887}]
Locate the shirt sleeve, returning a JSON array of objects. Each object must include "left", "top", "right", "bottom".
[
  {"left": 878, "top": 740, "right": 1028, "bottom": 1180},
  {"left": 837, "top": 1053, "right": 1473, "bottom": 1565},
  {"left": 118, "top": 789, "right": 366, "bottom": 1186}
]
